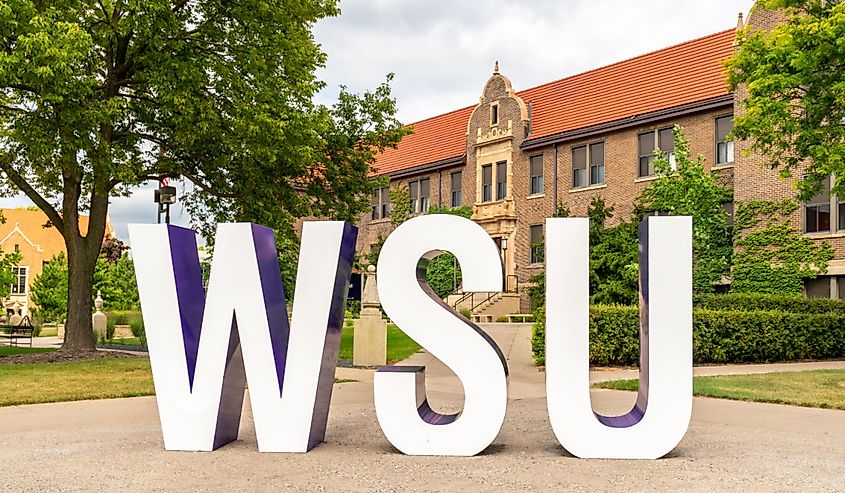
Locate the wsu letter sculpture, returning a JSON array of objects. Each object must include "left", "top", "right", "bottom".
[{"left": 129, "top": 215, "right": 692, "bottom": 459}]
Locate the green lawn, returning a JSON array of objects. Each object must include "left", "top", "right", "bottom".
[
  {"left": 338, "top": 323, "right": 420, "bottom": 364},
  {"left": 0, "top": 347, "right": 56, "bottom": 357},
  {"left": 0, "top": 357, "right": 155, "bottom": 406},
  {"left": 596, "top": 370, "right": 845, "bottom": 410},
  {"left": 0, "top": 354, "right": 356, "bottom": 407}
]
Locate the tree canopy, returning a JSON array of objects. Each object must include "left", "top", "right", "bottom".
[
  {"left": 728, "top": 0, "right": 845, "bottom": 199},
  {"left": 0, "top": 1, "right": 408, "bottom": 350}
]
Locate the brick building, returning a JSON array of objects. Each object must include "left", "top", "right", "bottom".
[
  {"left": 0, "top": 208, "right": 114, "bottom": 317},
  {"left": 357, "top": 7, "right": 842, "bottom": 312}
]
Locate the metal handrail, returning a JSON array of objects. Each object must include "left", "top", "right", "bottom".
[
  {"left": 450, "top": 291, "right": 473, "bottom": 310},
  {"left": 471, "top": 291, "right": 499, "bottom": 312}
]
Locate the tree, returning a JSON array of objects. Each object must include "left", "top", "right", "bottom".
[
  {"left": 31, "top": 250, "right": 142, "bottom": 321},
  {"left": 586, "top": 198, "right": 640, "bottom": 305},
  {"left": 30, "top": 253, "right": 68, "bottom": 323},
  {"left": 0, "top": 1, "right": 408, "bottom": 351},
  {"left": 728, "top": 0, "right": 845, "bottom": 200},
  {"left": 99, "top": 237, "right": 129, "bottom": 265},
  {"left": 637, "top": 125, "right": 734, "bottom": 292},
  {"left": 96, "top": 254, "right": 140, "bottom": 310}
]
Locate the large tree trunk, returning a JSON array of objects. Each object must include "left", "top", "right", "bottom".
[{"left": 62, "top": 236, "right": 98, "bottom": 352}]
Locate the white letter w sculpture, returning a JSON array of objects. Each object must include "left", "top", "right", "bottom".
[{"left": 129, "top": 222, "right": 356, "bottom": 452}]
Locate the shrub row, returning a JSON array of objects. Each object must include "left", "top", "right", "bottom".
[
  {"left": 694, "top": 293, "right": 845, "bottom": 315},
  {"left": 531, "top": 305, "right": 845, "bottom": 366}
]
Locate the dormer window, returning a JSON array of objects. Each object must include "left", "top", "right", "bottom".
[{"left": 491, "top": 102, "right": 499, "bottom": 126}]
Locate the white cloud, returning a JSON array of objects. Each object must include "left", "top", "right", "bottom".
[{"left": 314, "top": 0, "right": 753, "bottom": 123}]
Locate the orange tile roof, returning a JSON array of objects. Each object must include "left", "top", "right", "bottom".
[
  {"left": 0, "top": 208, "right": 114, "bottom": 259},
  {"left": 375, "top": 29, "right": 735, "bottom": 175},
  {"left": 375, "top": 105, "right": 474, "bottom": 175}
]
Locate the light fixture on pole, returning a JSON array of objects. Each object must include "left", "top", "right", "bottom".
[
  {"left": 154, "top": 179, "right": 177, "bottom": 224},
  {"left": 500, "top": 237, "right": 508, "bottom": 292}
]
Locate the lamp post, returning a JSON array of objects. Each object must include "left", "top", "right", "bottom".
[
  {"left": 501, "top": 237, "right": 508, "bottom": 292},
  {"left": 154, "top": 182, "right": 177, "bottom": 224}
]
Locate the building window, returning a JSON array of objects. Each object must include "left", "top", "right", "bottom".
[
  {"left": 805, "top": 276, "right": 845, "bottom": 299},
  {"left": 722, "top": 201, "right": 735, "bottom": 229},
  {"left": 491, "top": 102, "right": 499, "bottom": 126},
  {"left": 573, "top": 145, "right": 587, "bottom": 188},
  {"left": 573, "top": 142, "right": 605, "bottom": 188},
  {"left": 482, "top": 164, "right": 492, "bottom": 202},
  {"left": 638, "top": 127, "right": 675, "bottom": 177},
  {"left": 496, "top": 161, "right": 507, "bottom": 200},
  {"left": 409, "top": 178, "right": 431, "bottom": 214},
  {"left": 529, "top": 155, "right": 544, "bottom": 195},
  {"left": 529, "top": 225, "right": 544, "bottom": 264},
  {"left": 716, "top": 115, "right": 735, "bottom": 165},
  {"left": 590, "top": 142, "right": 605, "bottom": 186},
  {"left": 371, "top": 187, "right": 389, "bottom": 220},
  {"left": 13, "top": 244, "right": 19, "bottom": 253},
  {"left": 805, "top": 277, "right": 831, "bottom": 298},
  {"left": 803, "top": 176, "right": 845, "bottom": 234},
  {"left": 10, "top": 266, "right": 27, "bottom": 295},
  {"left": 450, "top": 171, "right": 462, "bottom": 207}
]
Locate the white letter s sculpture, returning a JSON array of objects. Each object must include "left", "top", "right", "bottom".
[
  {"left": 129, "top": 221, "right": 356, "bottom": 452},
  {"left": 374, "top": 215, "right": 508, "bottom": 456},
  {"left": 546, "top": 217, "right": 693, "bottom": 459}
]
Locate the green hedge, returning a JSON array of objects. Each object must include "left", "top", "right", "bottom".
[
  {"left": 103, "top": 310, "right": 145, "bottom": 344},
  {"left": 694, "top": 293, "right": 845, "bottom": 315},
  {"left": 532, "top": 305, "right": 845, "bottom": 366}
]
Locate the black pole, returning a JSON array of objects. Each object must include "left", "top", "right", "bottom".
[{"left": 165, "top": 203, "right": 171, "bottom": 224}]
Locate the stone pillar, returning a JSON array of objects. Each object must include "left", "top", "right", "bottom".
[
  {"left": 353, "top": 265, "right": 387, "bottom": 367},
  {"left": 92, "top": 290, "right": 107, "bottom": 341}
]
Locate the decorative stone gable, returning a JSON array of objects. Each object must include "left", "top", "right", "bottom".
[{"left": 464, "top": 63, "right": 531, "bottom": 288}]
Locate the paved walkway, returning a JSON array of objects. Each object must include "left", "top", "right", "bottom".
[{"left": 1, "top": 324, "right": 843, "bottom": 491}]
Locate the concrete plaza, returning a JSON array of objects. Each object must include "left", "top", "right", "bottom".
[{"left": 1, "top": 324, "right": 843, "bottom": 492}]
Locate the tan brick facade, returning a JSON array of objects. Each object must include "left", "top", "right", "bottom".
[{"left": 354, "top": 5, "right": 845, "bottom": 309}]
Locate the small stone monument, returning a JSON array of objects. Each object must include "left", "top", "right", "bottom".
[
  {"left": 353, "top": 265, "right": 387, "bottom": 367},
  {"left": 8, "top": 303, "right": 22, "bottom": 326},
  {"left": 92, "top": 290, "right": 107, "bottom": 340}
]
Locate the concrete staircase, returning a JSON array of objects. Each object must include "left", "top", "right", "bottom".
[
  {"left": 445, "top": 291, "right": 520, "bottom": 323},
  {"left": 470, "top": 293, "right": 520, "bottom": 323}
]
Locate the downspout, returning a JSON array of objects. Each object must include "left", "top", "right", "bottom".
[
  {"left": 438, "top": 170, "right": 443, "bottom": 206},
  {"left": 553, "top": 143, "right": 559, "bottom": 214}
]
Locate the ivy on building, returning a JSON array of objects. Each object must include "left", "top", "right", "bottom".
[{"left": 730, "top": 199, "right": 834, "bottom": 295}]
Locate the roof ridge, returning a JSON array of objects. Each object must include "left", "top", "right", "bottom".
[
  {"left": 400, "top": 28, "right": 733, "bottom": 128},
  {"left": 516, "top": 28, "right": 734, "bottom": 101}
]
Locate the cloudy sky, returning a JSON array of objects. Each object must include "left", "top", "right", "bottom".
[{"left": 1, "top": 0, "right": 753, "bottom": 242}]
